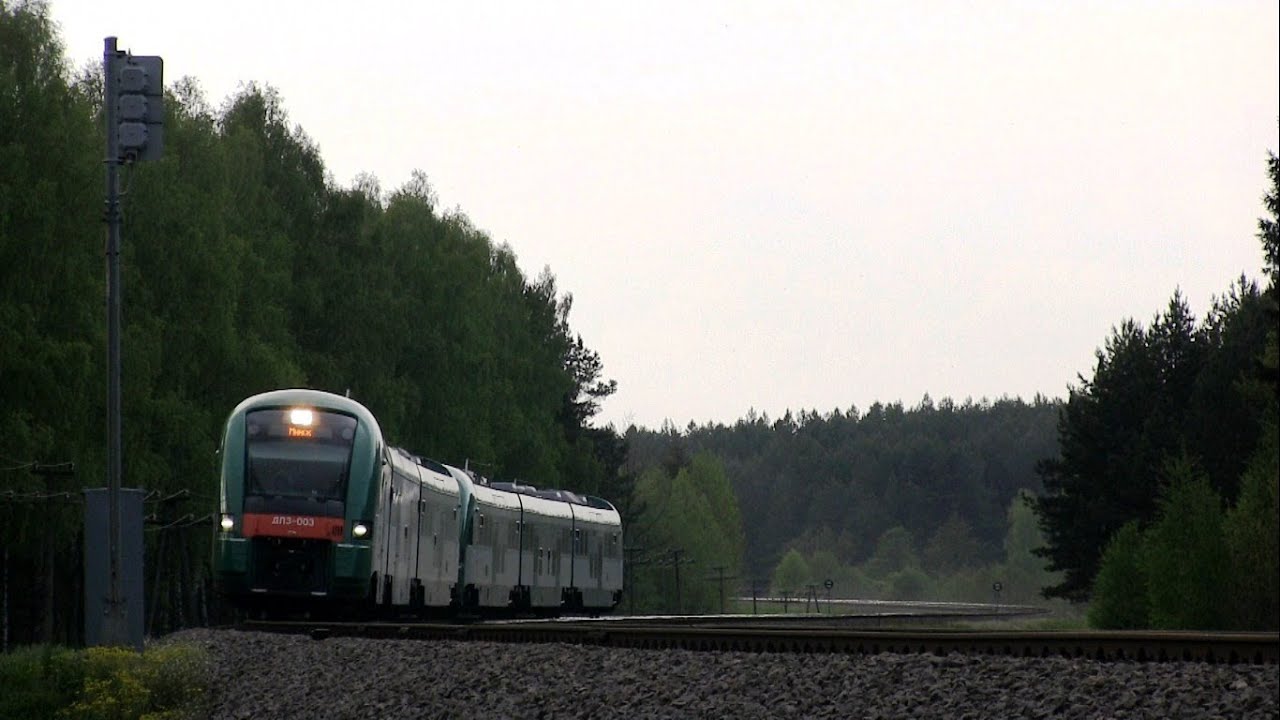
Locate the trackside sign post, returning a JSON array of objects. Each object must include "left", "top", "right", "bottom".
[{"left": 90, "top": 36, "right": 163, "bottom": 650}]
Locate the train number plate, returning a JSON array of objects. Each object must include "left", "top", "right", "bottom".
[{"left": 242, "top": 513, "right": 345, "bottom": 540}]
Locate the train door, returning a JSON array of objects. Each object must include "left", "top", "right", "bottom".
[
  {"left": 432, "top": 504, "right": 444, "bottom": 590},
  {"left": 444, "top": 500, "right": 459, "bottom": 600},
  {"left": 381, "top": 466, "right": 403, "bottom": 606},
  {"left": 391, "top": 468, "right": 416, "bottom": 605},
  {"left": 590, "top": 527, "right": 602, "bottom": 590},
  {"left": 405, "top": 475, "right": 423, "bottom": 606},
  {"left": 371, "top": 450, "right": 393, "bottom": 603},
  {"left": 604, "top": 529, "right": 622, "bottom": 598},
  {"left": 422, "top": 486, "right": 449, "bottom": 606}
]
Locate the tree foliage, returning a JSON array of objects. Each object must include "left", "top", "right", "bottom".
[
  {"left": 923, "top": 513, "right": 983, "bottom": 576},
  {"left": 1087, "top": 521, "right": 1149, "bottom": 630},
  {"left": 770, "top": 549, "right": 811, "bottom": 594},
  {"left": 1141, "top": 459, "right": 1231, "bottom": 630},
  {"left": 627, "top": 453, "right": 744, "bottom": 613},
  {"left": 627, "top": 396, "right": 1059, "bottom": 581},
  {"left": 1033, "top": 284, "right": 1272, "bottom": 602},
  {"left": 1223, "top": 413, "right": 1279, "bottom": 630},
  {"left": 1035, "top": 146, "right": 1279, "bottom": 627},
  {"left": 761, "top": 489, "right": 1066, "bottom": 606},
  {"left": 1000, "top": 492, "right": 1058, "bottom": 603}
]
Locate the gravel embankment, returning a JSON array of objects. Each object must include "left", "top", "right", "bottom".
[{"left": 165, "top": 628, "right": 1279, "bottom": 719}]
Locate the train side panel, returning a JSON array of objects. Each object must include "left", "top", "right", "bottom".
[
  {"left": 464, "top": 484, "right": 522, "bottom": 608},
  {"left": 573, "top": 501, "right": 623, "bottom": 611},
  {"left": 517, "top": 494, "right": 574, "bottom": 610},
  {"left": 415, "top": 459, "right": 461, "bottom": 608}
]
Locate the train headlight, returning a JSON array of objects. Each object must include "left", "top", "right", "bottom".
[
  {"left": 288, "top": 408, "right": 314, "bottom": 426},
  {"left": 219, "top": 514, "right": 234, "bottom": 532},
  {"left": 352, "top": 522, "right": 369, "bottom": 539}
]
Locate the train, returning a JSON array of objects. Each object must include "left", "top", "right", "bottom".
[{"left": 212, "top": 388, "right": 624, "bottom": 617}]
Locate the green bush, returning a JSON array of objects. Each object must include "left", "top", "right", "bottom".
[
  {"left": 771, "top": 549, "right": 812, "bottom": 595},
  {"left": 886, "top": 566, "right": 931, "bottom": 601},
  {"left": 841, "top": 565, "right": 882, "bottom": 600},
  {"left": 0, "top": 643, "right": 208, "bottom": 720},
  {"left": 1087, "top": 521, "right": 1149, "bottom": 629},
  {"left": 0, "top": 645, "right": 81, "bottom": 719},
  {"left": 930, "top": 566, "right": 977, "bottom": 603},
  {"left": 135, "top": 644, "right": 211, "bottom": 714}
]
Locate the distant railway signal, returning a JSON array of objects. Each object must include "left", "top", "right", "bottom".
[
  {"left": 109, "top": 51, "right": 164, "bottom": 162},
  {"left": 95, "top": 36, "right": 164, "bottom": 651}
]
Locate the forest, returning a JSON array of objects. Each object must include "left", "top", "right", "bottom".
[
  {"left": 622, "top": 397, "right": 1063, "bottom": 611},
  {"left": 2, "top": 0, "right": 1276, "bottom": 645}
]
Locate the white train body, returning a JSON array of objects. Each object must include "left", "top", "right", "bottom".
[{"left": 372, "top": 448, "right": 622, "bottom": 615}]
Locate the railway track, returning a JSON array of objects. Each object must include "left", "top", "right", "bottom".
[{"left": 239, "top": 618, "right": 1279, "bottom": 665}]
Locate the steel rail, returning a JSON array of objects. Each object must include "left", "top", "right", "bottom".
[{"left": 237, "top": 620, "right": 1279, "bottom": 665}]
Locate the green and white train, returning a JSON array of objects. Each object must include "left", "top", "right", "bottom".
[{"left": 212, "top": 389, "right": 623, "bottom": 616}]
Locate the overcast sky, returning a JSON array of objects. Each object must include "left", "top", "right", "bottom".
[{"left": 51, "top": 1, "right": 1279, "bottom": 430}]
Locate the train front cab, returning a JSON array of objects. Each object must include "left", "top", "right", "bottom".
[{"left": 213, "top": 391, "right": 381, "bottom": 611}]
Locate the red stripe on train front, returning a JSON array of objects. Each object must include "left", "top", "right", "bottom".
[{"left": 242, "top": 513, "right": 345, "bottom": 540}]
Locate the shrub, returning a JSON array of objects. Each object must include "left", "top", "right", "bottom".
[
  {"left": 0, "top": 642, "right": 209, "bottom": 720},
  {"left": 136, "top": 643, "right": 211, "bottom": 714},
  {"left": 0, "top": 645, "right": 80, "bottom": 719},
  {"left": 886, "top": 566, "right": 931, "bottom": 601},
  {"left": 62, "top": 646, "right": 154, "bottom": 720},
  {"left": 771, "top": 549, "right": 812, "bottom": 595}
]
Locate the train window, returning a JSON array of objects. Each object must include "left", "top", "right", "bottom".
[{"left": 245, "top": 409, "right": 356, "bottom": 502}]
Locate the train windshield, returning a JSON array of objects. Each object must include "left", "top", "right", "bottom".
[{"left": 245, "top": 409, "right": 357, "bottom": 502}]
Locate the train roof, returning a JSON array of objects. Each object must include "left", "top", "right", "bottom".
[
  {"left": 383, "top": 444, "right": 620, "bottom": 517},
  {"left": 488, "top": 481, "right": 617, "bottom": 512},
  {"left": 391, "top": 447, "right": 452, "bottom": 478},
  {"left": 230, "top": 389, "right": 380, "bottom": 433}
]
